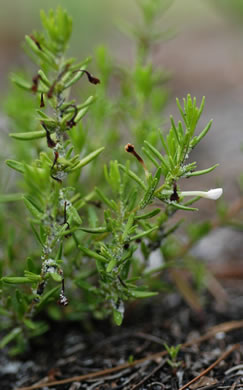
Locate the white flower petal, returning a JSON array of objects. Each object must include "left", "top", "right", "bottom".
[
  {"left": 206, "top": 188, "right": 223, "bottom": 200},
  {"left": 180, "top": 188, "right": 223, "bottom": 200}
]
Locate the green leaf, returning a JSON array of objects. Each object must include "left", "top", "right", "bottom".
[
  {"left": 23, "top": 197, "right": 44, "bottom": 220},
  {"left": 140, "top": 168, "right": 161, "bottom": 209},
  {"left": 141, "top": 146, "right": 160, "bottom": 168},
  {"left": 23, "top": 318, "right": 38, "bottom": 330},
  {"left": 69, "top": 147, "right": 104, "bottom": 171},
  {"left": 77, "top": 226, "right": 107, "bottom": 234},
  {"left": 30, "top": 222, "right": 44, "bottom": 246},
  {"left": 38, "top": 69, "right": 51, "bottom": 86},
  {"left": 49, "top": 272, "right": 62, "bottom": 282},
  {"left": 122, "top": 213, "right": 135, "bottom": 241},
  {"left": 135, "top": 208, "right": 161, "bottom": 220},
  {"left": 131, "top": 289, "right": 158, "bottom": 298},
  {"left": 24, "top": 271, "right": 41, "bottom": 282},
  {"left": 0, "top": 308, "right": 12, "bottom": 317},
  {"left": 191, "top": 120, "right": 213, "bottom": 148},
  {"left": 170, "top": 115, "right": 180, "bottom": 143},
  {"left": 35, "top": 286, "right": 60, "bottom": 311},
  {"left": 130, "top": 226, "right": 158, "bottom": 241},
  {"left": 144, "top": 141, "right": 169, "bottom": 170},
  {"left": 185, "top": 164, "right": 219, "bottom": 177},
  {"left": 9, "top": 130, "right": 46, "bottom": 140},
  {"left": 106, "top": 258, "right": 117, "bottom": 272},
  {"left": 0, "top": 193, "right": 23, "bottom": 203},
  {"left": 78, "top": 244, "right": 107, "bottom": 262},
  {"left": 67, "top": 205, "right": 82, "bottom": 225},
  {"left": 95, "top": 187, "right": 117, "bottom": 210},
  {"left": 1, "top": 276, "right": 33, "bottom": 284},
  {"left": 113, "top": 308, "right": 123, "bottom": 326},
  {"left": 118, "top": 164, "right": 146, "bottom": 190},
  {"left": 11, "top": 73, "right": 31, "bottom": 91},
  {"left": 6, "top": 160, "right": 24, "bottom": 173},
  {"left": 166, "top": 201, "right": 198, "bottom": 212},
  {"left": 26, "top": 257, "right": 36, "bottom": 273},
  {"left": 25, "top": 35, "right": 57, "bottom": 68},
  {"left": 0, "top": 328, "right": 22, "bottom": 349},
  {"left": 74, "top": 106, "right": 90, "bottom": 123}
]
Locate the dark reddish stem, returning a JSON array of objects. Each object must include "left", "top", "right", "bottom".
[
  {"left": 74, "top": 69, "right": 100, "bottom": 85},
  {"left": 41, "top": 122, "right": 56, "bottom": 148}
]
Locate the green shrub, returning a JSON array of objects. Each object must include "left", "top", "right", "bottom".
[{"left": 0, "top": 2, "right": 223, "bottom": 354}]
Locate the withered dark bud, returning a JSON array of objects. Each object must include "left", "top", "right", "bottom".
[
  {"left": 51, "top": 151, "right": 59, "bottom": 170},
  {"left": 125, "top": 143, "right": 148, "bottom": 174},
  {"left": 79, "top": 70, "right": 100, "bottom": 85},
  {"left": 170, "top": 181, "right": 180, "bottom": 202},
  {"left": 125, "top": 143, "right": 135, "bottom": 153},
  {"left": 36, "top": 281, "right": 45, "bottom": 296},
  {"left": 66, "top": 104, "right": 78, "bottom": 129},
  {"left": 58, "top": 278, "right": 69, "bottom": 306},
  {"left": 31, "top": 75, "right": 40, "bottom": 93},
  {"left": 47, "top": 81, "right": 56, "bottom": 99},
  {"left": 30, "top": 34, "right": 42, "bottom": 51},
  {"left": 50, "top": 151, "right": 62, "bottom": 183},
  {"left": 40, "top": 93, "right": 45, "bottom": 108},
  {"left": 41, "top": 122, "right": 56, "bottom": 148}
]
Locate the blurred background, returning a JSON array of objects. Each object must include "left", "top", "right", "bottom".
[{"left": 0, "top": 0, "right": 243, "bottom": 198}]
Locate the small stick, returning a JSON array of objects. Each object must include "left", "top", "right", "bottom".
[
  {"left": 66, "top": 104, "right": 78, "bottom": 128},
  {"left": 178, "top": 344, "right": 240, "bottom": 390}
]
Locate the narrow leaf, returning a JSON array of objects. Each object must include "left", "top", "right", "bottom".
[
  {"left": 0, "top": 193, "right": 23, "bottom": 203},
  {"left": 131, "top": 290, "right": 158, "bottom": 298},
  {"left": 185, "top": 164, "right": 219, "bottom": 177},
  {"left": 9, "top": 130, "right": 46, "bottom": 141},
  {"left": 118, "top": 164, "right": 146, "bottom": 190},
  {"left": 1, "top": 276, "right": 33, "bottom": 284},
  {"left": 69, "top": 147, "right": 104, "bottom": 171},
  {"left": 135, "top": 208, "right": 161, "bottom": 220},
  {"left": 0, "top": 328, "right": 22, "bottom": 349},
  {"left": 6, "top": 160, "right": 24, "bottom": 173},
  {"left": 78, "top": 243, "right": 107, "bottom": 262},
  {"left": 23, "top": 197, "right": 44, "bottom": 220},
  {"left": 130, "top": 226, "right": 158, "bottom": 241}
]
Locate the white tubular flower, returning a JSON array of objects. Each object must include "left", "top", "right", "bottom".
[{"left": 180, "top": 188, "right": 223, "bottom": 200}]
